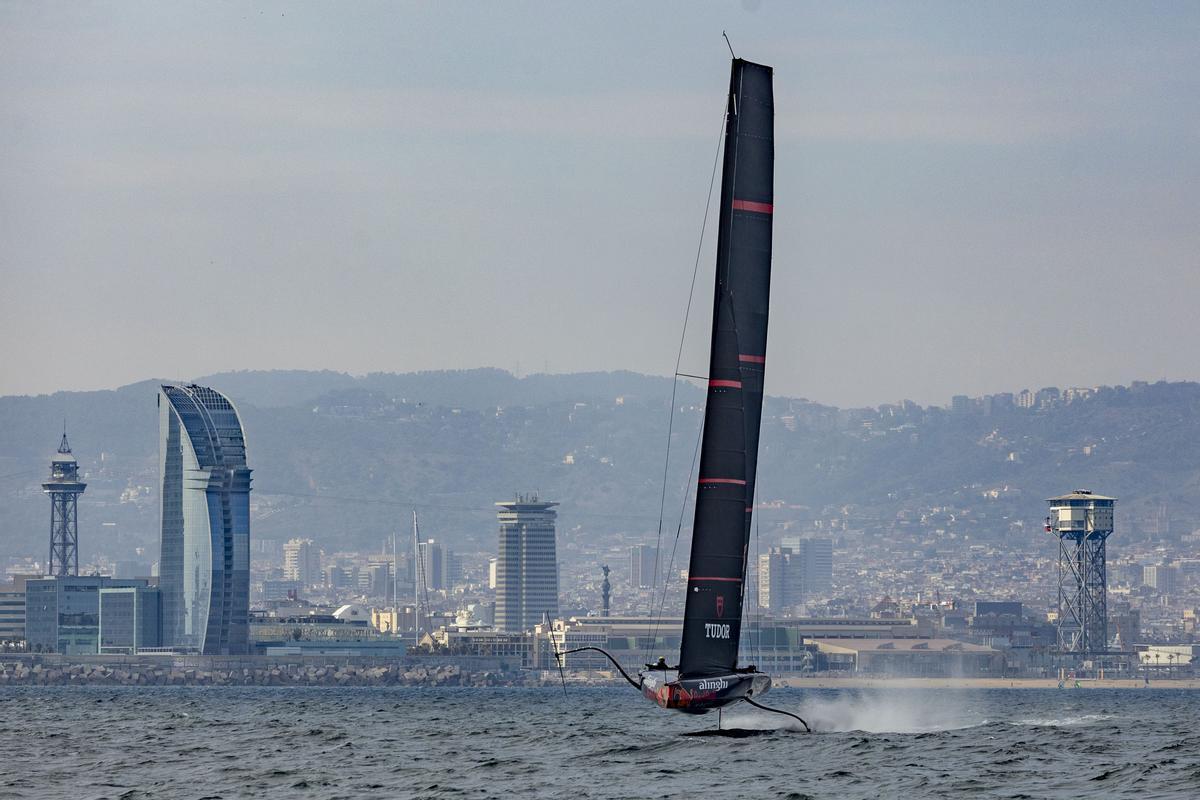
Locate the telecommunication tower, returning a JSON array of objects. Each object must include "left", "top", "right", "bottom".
[
  {"left": 1045, "top": 490, "right": 1115, "bottom": 655},
  {"left": 42, "top": 429, "right": 87, "bottom": 576}
]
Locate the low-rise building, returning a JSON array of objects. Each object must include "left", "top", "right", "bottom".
[
  {"left": 25, "top": 576, "right": 150, "bottom": 655},
  {"left": 1136, "top": 644, "right": 1199, "bottom": 675},
  {"left": 432, "top": 627, "right": 530, "bottom": 668},
  {"left": 0, "top": 575, "right": 37, "bottom": 646},
  {"left": 249, "top": 609, "right": 407, "bottom": 657},
  {"left": 262, "top": 579, "right": 302, "bottom": 603},
  {"left": 812, "top": 638, "right": 1004, "bottom": 676},
  {"left": 532, "top": 615, "right": 904, "bottom": 674}
]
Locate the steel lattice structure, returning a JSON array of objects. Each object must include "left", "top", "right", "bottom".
[
  {"left": 1046, "top": 491, "right": 1115, "bottom": 656},
  {"left": 42, "top": 431, "right": 86, "bottom": 576}
]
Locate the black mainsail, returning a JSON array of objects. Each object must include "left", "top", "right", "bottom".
[
  {"left": 558, "top": 56, "right": 803, "bottom": 727},
  {"left": 677, "top": 58, "right": 774, "bottom": 679}
]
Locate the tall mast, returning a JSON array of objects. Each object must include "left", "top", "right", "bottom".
[
  {"left": 412, "top": 509, "right": 420, "bottom": 642},
  {"left": 677, "top": 58, "right": 774, "bottom": 679}
]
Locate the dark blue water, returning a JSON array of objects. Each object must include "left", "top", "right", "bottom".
[{"left": 2, "top": 687, "right": 1197, "bottom": 799}]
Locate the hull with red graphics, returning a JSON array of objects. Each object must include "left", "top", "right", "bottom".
[{"left": 640, "top": 671, "right": 772, "bottom": 715}]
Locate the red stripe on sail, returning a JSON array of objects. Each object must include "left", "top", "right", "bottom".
[
  {"left": 738, "top": 354, "right": 765, "bottom": 364},
  {"left": 698, "top": 478, "right": 747, "bottom": 486},
  {"left": 732, "top": 199, "right": 773, "bottom": 214},
  {"left": 687, "top": 576, "right": 744, "bottom": 583},
  {"left": 709, "top": 379, "right": 742, "bottom": 389}
]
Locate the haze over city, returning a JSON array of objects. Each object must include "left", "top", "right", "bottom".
[
  {"left": 3, "top": 2, "right": 1198, "bottom": 406},
  {"left": 3, "top": 3, "right": 1200, "bottom": 798}
]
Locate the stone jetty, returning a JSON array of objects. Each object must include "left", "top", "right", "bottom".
[{"left": 0, "top": 660, "right": 539, "bottom": 687}]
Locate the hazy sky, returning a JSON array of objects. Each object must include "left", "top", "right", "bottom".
[{"left": 2, "top": 2, "right": 1197, "bottom": 407}]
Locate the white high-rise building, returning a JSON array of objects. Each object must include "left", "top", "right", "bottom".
[
  {"left": 283, "top": 538, "right": 321, "bottom": 586},
  {"left": 495, "top": 495, "right": 558, "bottom": 632}
]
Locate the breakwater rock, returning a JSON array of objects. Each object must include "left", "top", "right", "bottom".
[{"left": 0, "top": 660, "right": 535, "bottom": 687}]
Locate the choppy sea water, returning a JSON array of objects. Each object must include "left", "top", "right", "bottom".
[{"left": 2, "top": 686, "right": 1197, "bottom": 799}]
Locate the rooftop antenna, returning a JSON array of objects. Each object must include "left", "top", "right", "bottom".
[{"left": 722, "top": 31, "right": 736, "bottom": 59}]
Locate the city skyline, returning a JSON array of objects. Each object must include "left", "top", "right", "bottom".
[
  {"left": 2, "top": 4, "right": 1199, "bottom": 406},
  {"left": 2, "top": 4, "right": 1198, "bottom": 795}
]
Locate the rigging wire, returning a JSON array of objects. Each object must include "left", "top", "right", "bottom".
[
  {"left": 550, "top": 624, "right": 569, "bottom": 697},
  {"left": 644, "top": 101, "right": 728, "bottom": 665},
  {"left": 648, "top": 420, "right": 705, "bottom": 661},
  {"left": 655, "top": 62, "right": 746, "bottom": 671},
  {"left": 413, "top": 511, "right": 434, "bottom": 645},
  {"left": 752, "top": 482, "right": 762, "bottom": 670}
]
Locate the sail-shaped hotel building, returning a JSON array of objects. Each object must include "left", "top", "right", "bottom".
[{"left": 158, "top": 384, "right": 251, "bottom": 654}]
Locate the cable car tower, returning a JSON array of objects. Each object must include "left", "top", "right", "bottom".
[
  {"left": 1045, "top": 490, "right": 1115, "bottom": 655},
  {"left": 42, "top": 428, "right": 87, "bottom": 576}
]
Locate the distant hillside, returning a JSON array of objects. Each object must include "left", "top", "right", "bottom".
[
  {"left": 194, "top": 368, "right": 692, "bottom": 412},
  {"left": 2, "top": 370, "right": 1198, "bottom": 564}
]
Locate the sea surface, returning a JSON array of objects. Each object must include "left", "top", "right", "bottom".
[{"left": 2, "top": 686, "right": 1197, "bottom": 799}]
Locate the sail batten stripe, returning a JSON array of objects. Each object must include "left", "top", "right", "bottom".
[
  {"left": 676, "top": 57, "right": 774, "bottom": 681},
  {"left": 732, "top": 199, "right": 773, "bottom": 214}
]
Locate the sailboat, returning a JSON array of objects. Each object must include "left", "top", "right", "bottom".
[{"left": 560, "top": 56, "right": 806, "bottom": 730}]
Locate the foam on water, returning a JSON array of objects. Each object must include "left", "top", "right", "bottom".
[
  {"left": 721, "top": 689, "right": 985, "bottom": 734},
  {"left": 2, "top": 686, "right": 1197, "bottom": 799},
  {"left": 1012, "top": 712, "right": 1114, "bottom": 727}
]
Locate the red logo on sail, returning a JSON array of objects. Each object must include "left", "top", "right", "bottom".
[{"left": 715, "top": 595, "right": 725, "bottom": 618}]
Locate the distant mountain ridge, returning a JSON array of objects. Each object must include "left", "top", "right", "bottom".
[
  {"left": 192, "top": 368, "right": 696, "bottom": 413},
  {"left": 1, "top": 370, "right": 1198, "bottom": 562}
]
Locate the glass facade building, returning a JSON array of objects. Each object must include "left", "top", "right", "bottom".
[
  {"left": 159, "top": 384, "right": 251, "bottom": 654},
  {"left": 25, "top": 576, "right": 149, "bottom": 654},
  {"left": 99, "top": 586, "right": 162, "bottom": 654}
]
